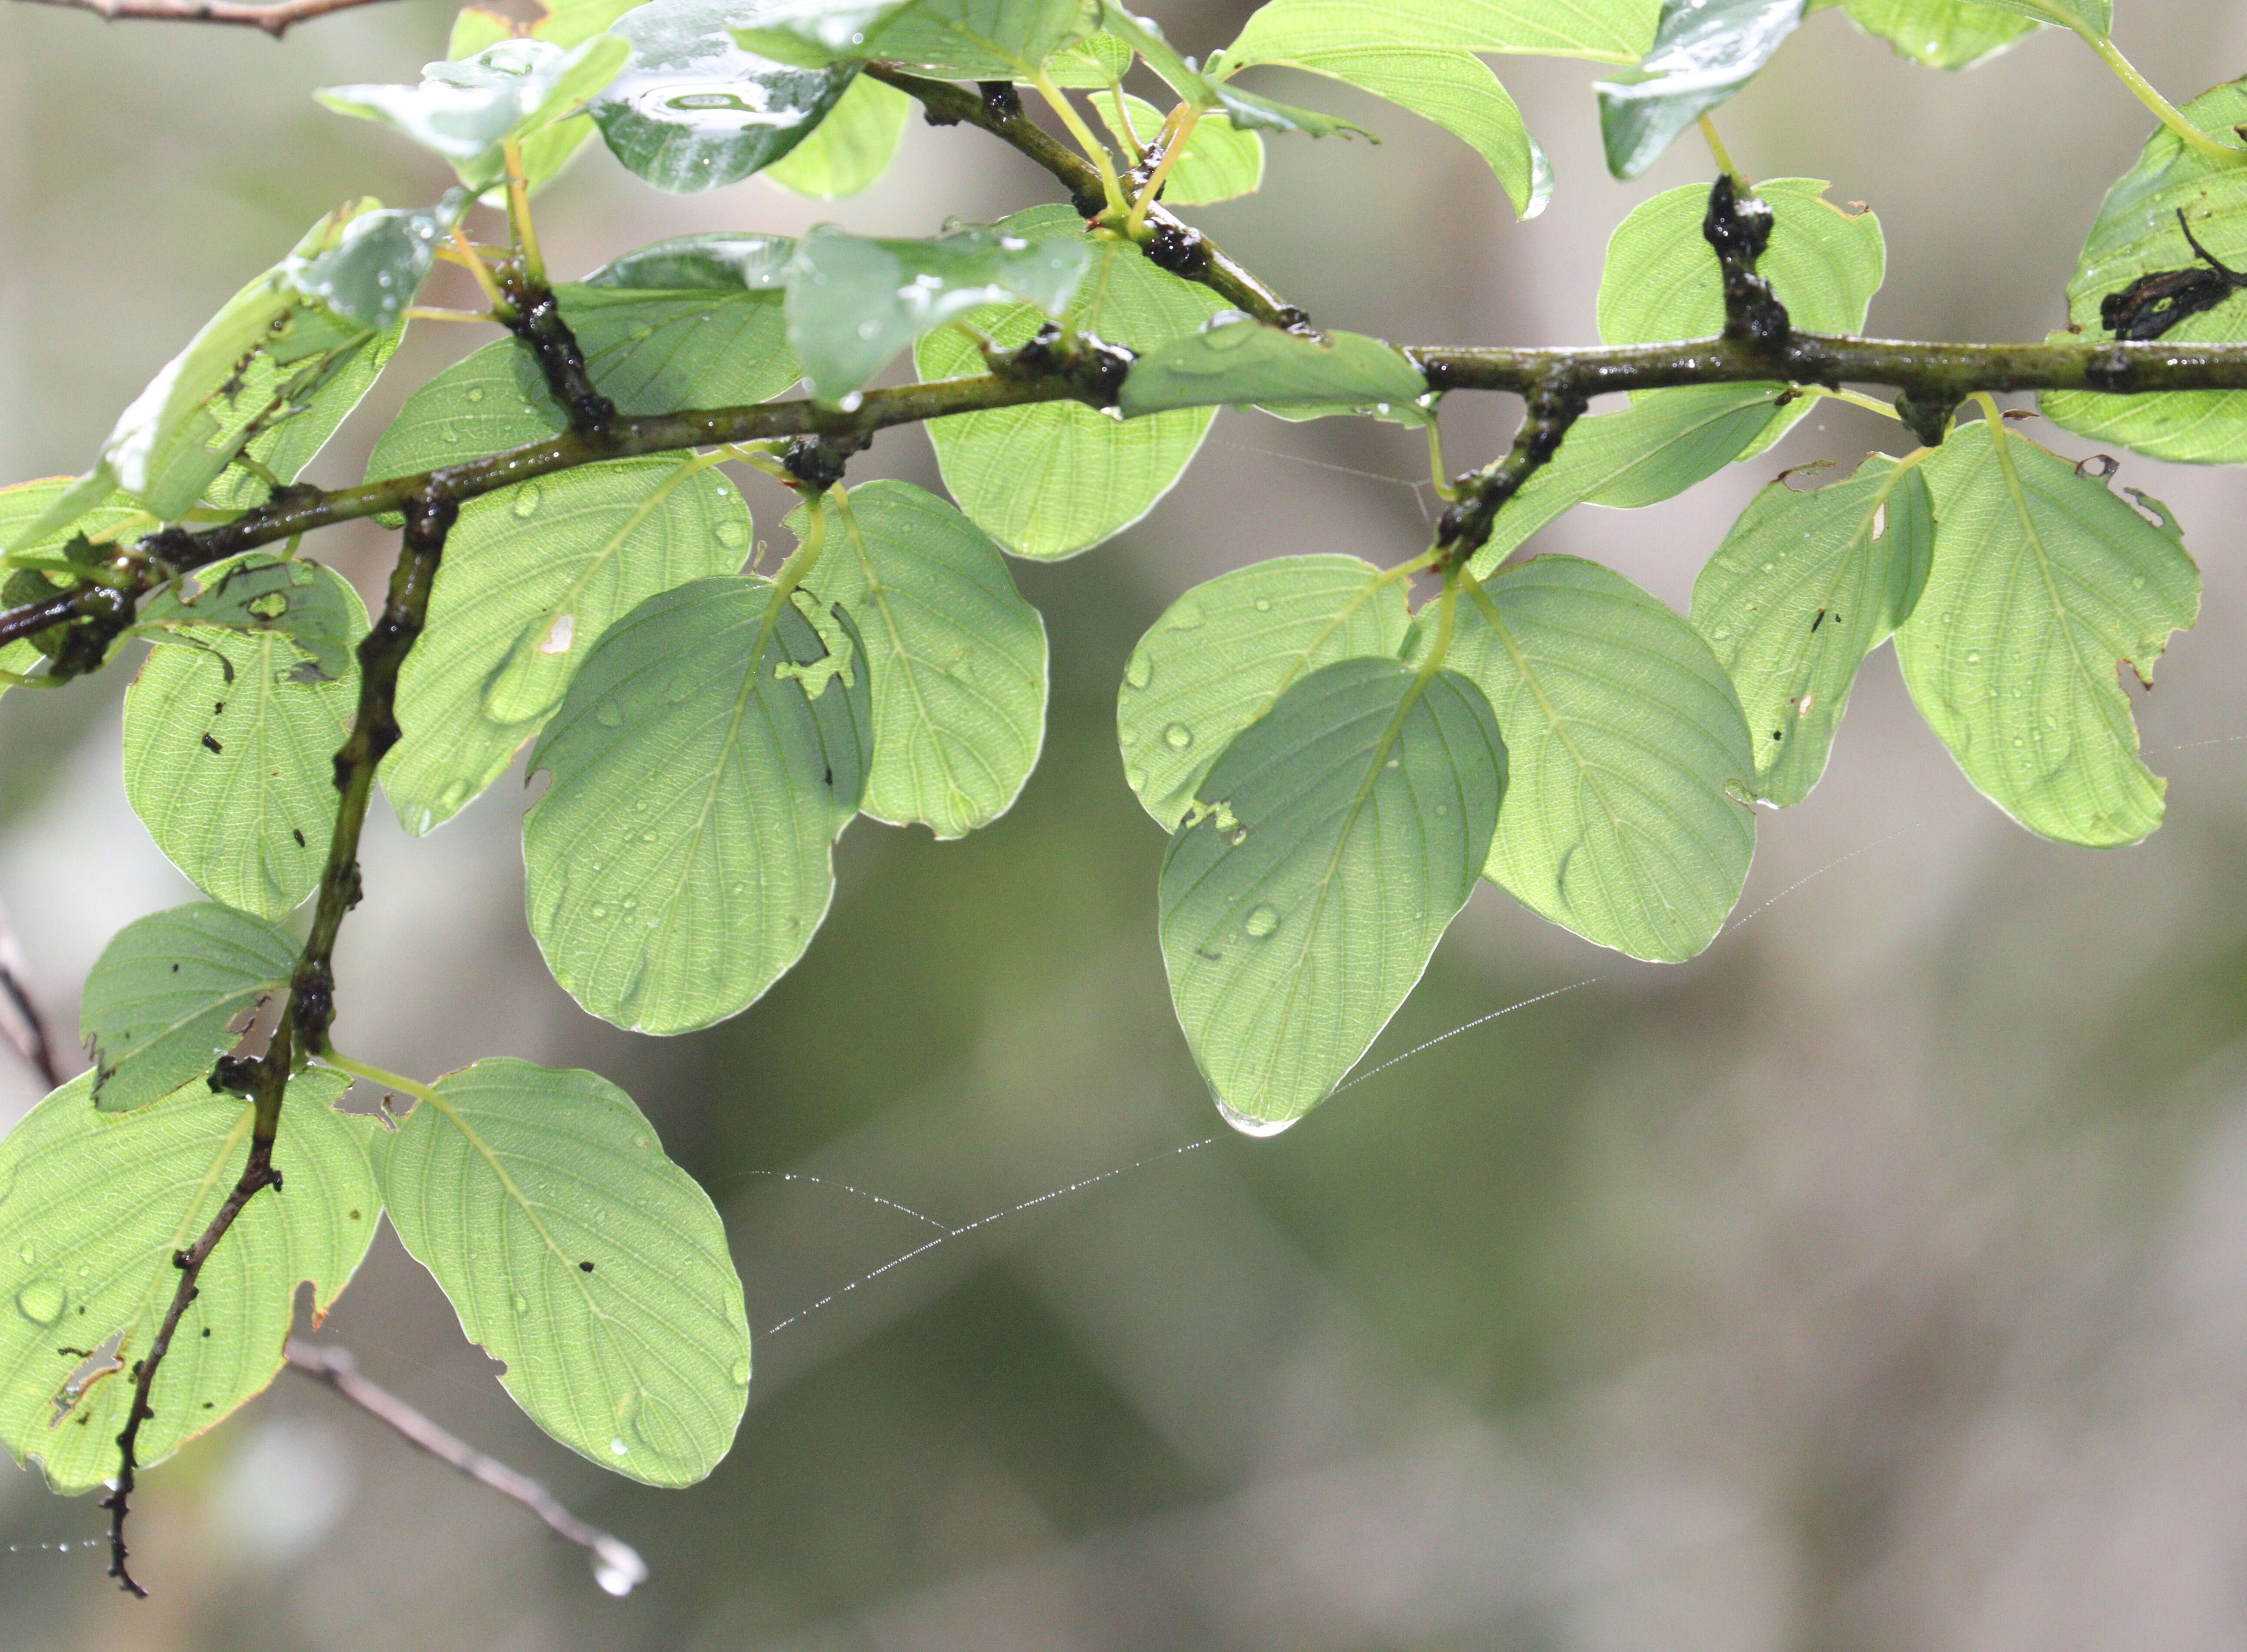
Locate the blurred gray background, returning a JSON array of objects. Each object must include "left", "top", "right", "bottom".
[{"left": 8, "top": 2, "right": 2247, "bottom": 1647}]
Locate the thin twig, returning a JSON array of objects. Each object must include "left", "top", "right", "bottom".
[
  {"left": 284, "top": 1340, "right": 647, "bottom": 1595},
  {"left": 0, "top": 896, "right": 62, "bottom": 1090},
  {"left": 13, "top": 0, "right": 395, "bottom": 37}
]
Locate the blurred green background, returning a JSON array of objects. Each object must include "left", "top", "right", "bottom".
[{"left": 9, "top": 4, "right": 2247, "bottom": 1647}]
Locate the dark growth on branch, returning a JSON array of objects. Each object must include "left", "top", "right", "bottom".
[
  {"left": 2101, "top": 209, "right": 2247, "bottom": 341},
  {"left": 1703, "top": 174, "right": 1791, "bottom": 351}
]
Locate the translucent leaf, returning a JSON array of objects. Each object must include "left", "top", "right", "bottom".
[
  {"left": 2042, "top": 80, "right": 2247, "bottom": 464},
  {"left": 205, "top": 325, "right": 404, "bottom": 513},
  {"left": 1119, "top": 553, "right": 1410, "bottom": 829},
  {"left": 764, "top": 71, "right": 913, "bottom": 198},
  {"left": 795, "top": 481, "right": 1048, "bottom": 838},
  {"left": 1893, "top": 421, "right": 2198, "bottom": 847},
  {"left": 0, "top": 1068, "right": 376, "bottom": 1495},
  {"left": 1816, "top": 0, "right": 2038, "bottom": 67},
  {"left": 1221, "top": 0, "right": 1658, "bottom": 61},
  {"left": 1044, "top": 26, "right": 1136, "bottom": 85},
  {"left": 80, "top": 904, "right": 300, "bottom": 1115},
  {"left": 583, "top": 230, "right": 796, "bottom": 293},
  {"left": 917, "top": 204, "right": 1226, "bottom": 559},
  {"left": 126, "top": 558, "right": 369, "bottom": 918},
  {"left": 136, "top": 551, "right": 361, "bottom": 684},
  {"left": 1597, "top": 0, "right": 1807, "bottom": 180},
  {"left": 1101, "top": 6, "right": 1368, "bottom": 139},
  {"left": 1599, "top": 177, "right": 1884, "bottom": 454},
  {"left": 0, "top": 476, "right": 157, "bottom": 574},
  {"left": 1962, "top": 0, "right": 2104, "bottom": 29},
  {"left": 316, "top": 37, "right": 630, "bottom": 190},
  {"left": 1692, "top": 452, "right": 1933, "bottom": 805},
  {"left": 379, "top": 1059, "right": 747, "bottom": 1486},
  {"left": 1160, "top": 657, "right": 1504, "bottom": 1132},
  {"left": 1210, "top": 43, "right": 1546, "bottom": 216},
  {"left": 783, "top": 223, "right": 1092, "bottom": 404},
  {"left": 366, "top": 270, "right": 799, "bottom": 481},
  {"left": 593, "top": 0, "right": 857, "bottom": 194},
  {"left": 1096, "top": 94, "right": 1264, "bottom": 207},
  {"left": 1465, "top": 386, "right": 1782, "bottom": 577},
  {"left": 384, "top": 456, "right": 753, "bottom": 836},
  {"left": 730, "top": 0, "right": 1100, "bottom": 76},
  {"left": 524, "top": 576, "right": 871, "bottom": 1034},
  {"left": 1437, "top": 557, "right": 1756, "bottom": 961},
  {"left": 1119, "top": 314, "right": 1424, "bottom": 416},
  {"left": 15, "top": 200, "right": 450, "bottom": 543}
]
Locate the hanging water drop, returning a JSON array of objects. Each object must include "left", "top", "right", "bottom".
[{"left": 1214, "top": 1097, "right": 1297, "bottom": 1138}]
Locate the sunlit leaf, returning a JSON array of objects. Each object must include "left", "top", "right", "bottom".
[
  {"left": 796, "top": 481, "right": 1047, "bottom": 838},
  {"left": 1893, "top": 420, "right": 2198, "bottom": 847},
  {"left": 730, "top": 0, "right": 1100, "bottom": 77},
  {"left": 205, "top": 326, "right": 404, "bottom": 514},
  {"left": 125, "top": 556, "right": 368, "bottom": 918},
  {"left": 1119, "top": 553, "right": 1410, "bottom": 828},
  {"left": 0, "top": 1068, "right": 376, "bottom": 1495},
  {"left": 784, "top": 223, "right": 1091, "bottom": 404},
  {"left": 1436, "top": 557, "right": 1756, "bottom": 961},
  {"left": 525, "top": 575, "right": 871, "bottom": 1034},
  {"left": 1096, "top": 94, "right": 1264, "bottom": 207},
  {"left": 2042, "top": 80, "right": 2247, "bottom": 464},
  {"left": 1221, "top": 0, "right": 1658, "bottom": 62},
  {"left": 384, "top": 456, "right": 752, "bottom": 837},
  {"left": 593, "top": 0, "right": 857, "bottom": 194},
  {"left": 316, "top": 37, "right": 630, "bottom": 190},
  {"left": 1815, "top": 0, "right": 2038, "bottom": 67},
  {"left": 1691, "top": 452, "right": 1933, "bottom": 805},
  {"left": 917, "top": 204, "right": 1225, "bottom": 559},
  {"left": 764, "top": 71, "right": 913, "bottom": 197},
  {"left": 1160, "top": 657, "right": 1504, "bottom": 1132},
  {"left": 1597, "top": 0, "right": 1807, "bottom": 180},
  {"left": 380, "top": 1059, "right": 747, "bottom": 1486},
  {"left": 1103, "top": 5, "right": 1369, "bottom": 138}
]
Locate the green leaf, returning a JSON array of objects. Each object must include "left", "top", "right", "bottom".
[
  {"left": 79, "top": 904, "right": 300, "bottom": 1115},
  {"left": 730, "top": 0, "right": 1100, "bottom": 76},
  {"left": 794, "top": 481, "right": 1047, "bottom": 838},
  {"left": 316, "top": 37, "right": 630, "bottom": 190},
  {"left": 524, "top": 575, "right": 872, "bottom": 1034},
  {"left": 1893, "top": 421, "right": 2198, "bottom": 848},
  {"left": 1097, "top": 6, "right": 1368, "bottom": 139},
  {"left": 0, "top": 476, "right": 158, "bottom": 571},
  {"left": 583, "top": 230, "right": 796, "bottom": 293},
  {"left": 205, "top": 325, "right": 405, "bottom": 514},
  {"left": 1226, "top": 47, "right": 1548, "bottom": 217},
  {"left": 1465, "top": 386, "right": 1783, "bottom": 577},
  {"left": 0, "top": 1068, "right": 377, "bottom": 1495},
  {"left": 784, "top": 223, "right": 1091, "bottom": 404},
  {"left": 1046, "top": 27, "right": 1138, "bottom": 86},
  {"left": 1433, "top": 558, "right": 1756, "bottom": 961},
  {"left": 1815, "top": 0, "right": 2038, "bottom": 67},
  {"left": 379, "top": 1058, "right": 747, "bottom": 1485},
  {"left": 764, "top": 70, "right": 913, "bottom": 197},
  {"left": 125, "top": 559, "right": 369, "bottom": 917},
  {"left": 593, "top": 0, "right": 857, "bottom": 194},
  {"left": 16, "top": 200, "right": 451, "bottom": 543},
  {"left": 1692, "top": 453, "right": 1933, "bottom": 806},
  {"left": 384, "top": 456, "right": 753, "bottom": 836},
  {"left": 2042, "top": 80, "right": 2247, "bottom": 464},
  {"left": 365, "top": 270, "right": 798, "bottom": 481},
  {"left": 1119, "top": 553, "right": 1411, "bottom": 829},
  {"left": 1160, "top": 657, "right": 1504, "bottom": 1132},
  {"left": 1597, "top": 0, "right": 1807, "bottom": 180},
  {"left": 1957, "top": 0, "right": 2104, "bottom": 30},
  {"left": 1097, "top": 94, "right": 1264, "bottom": 206},
  {"left": 1221, "top": 0, "right": 1658, "bottom": 61},
  {"left": 916, "top": 204, "right": 1226, "bottom": 559},
  {"left": 136, "top": 551, "right": 362, "bottom": 684},
  {"left": 1599, "top": 177, "right": 1884, "bottom": 454},
  {"left": 1119, "top": 314, "right": 1424, "bottom": 417}
]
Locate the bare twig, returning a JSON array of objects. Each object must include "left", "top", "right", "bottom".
[
  {"left": 13, "top": 0, "right": 397, "bottom": 37},
  {"left": 0, "top": 897, "right": 62, "bottom": 1090},
  {"left": 284, "top": 1340, "right": 648, "bottom": 1595}
]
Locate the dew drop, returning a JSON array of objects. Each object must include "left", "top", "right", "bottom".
[
  {"left": 440, "top": 422, "right": 461, "bottom": 444},
  {"left": 594, "top": 1562, "right": 638, "bottom": 1598},
  {"left": 540, "top": 612, "right": 576, "bottom": 655},
  {"left": 1965, "top": 651, "right": 1980, "bottom": 663},
  {"left": 512, "top": 1293, "right": 529, "bottom": 1315},
  {"left": 1124, "top": 766, "right": 1147, "bottom": 791},
  {"left": 14, "top": 1279, "right": 65, "bottom": 1326},
  {"left": 609, "top": 1437, "right": 628, "bottom": 1456},
  {"left": 1254, "top": 597, "right": 1272, "bottom": 611},
  {"left": 465, "top": 386, "right": 485, "bottom": 403},
  {"left": 512, "top": 484, "right": 541, "bottom": 519},
  {"left": 1163, "top": 723, "right": 1193, "bottom": 750},
  {"left": 1243, "top": 903, "right": 1280, "bottom": 937},
  {"left": 595, "top": 702, "right": 623, "bottom": 728},
  {"left": 1124, "top": 651, "right": 1152, "bottom": 690},
  {"left": 731, "top": 1357, "right": 750, "bottom": 1385},
  {"left": 1215, "top": 1097, "right": 1297, "bottom": 1138},
  {"left": 436, "top": 780, "right": 472, "bottom": 813},
  {"left": 1119, "top": 723, "right": 1138, "bottom": 748},
  {"left": 715, "top": 518, "right": 748, "bottom": 548},
  {"left": 1166, "top": 599, "right": 1204, "bottom": 631}
]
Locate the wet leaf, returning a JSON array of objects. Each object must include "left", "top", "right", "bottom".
[
  {"left": 764, "top": 71, "right": 913, "bottom": 197},
  {"left": 1118, "top": 314, "right": 1424, "bottom": 417},
  {"left": 1597, "top": 0, "right": 1807, "bottom": 180}
]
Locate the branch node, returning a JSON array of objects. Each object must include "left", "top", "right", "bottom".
[
  {"left": 1894, "top": 387, "right": 1962, "bottom": 448},
  {"left": 1702, "top": 175, "right": 1790, "bottom": 351},
  {"left": 781, "top": 431, "right": 872, "bottom": 494}
]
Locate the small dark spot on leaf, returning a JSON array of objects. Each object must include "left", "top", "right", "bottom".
[
  {"left": 1810, "top": 608, "right": 1826, "bottom": 633},
  {"left": 213, "top": 700, "right": 225, "bottom": 715},
  {"left": 170, "top": 963, "right": 179, "bottom": 973},
  {"left": 203, "top": 1401, "right": 213, "bottom": 1409},
  {"left": 348, "top": 1209, "right": 361, "bottom": 1221},
  {"left": 579, "top": 1260, "right": 595, "bottom": 1272},
  {"left": 201, "top": 733, "right": 223, "bottom": 755},
  {"left": 201, "top": 1328, "right": 210, "bottom": 1338},
  {"left": 293, "top": 828, "right": 307, "bottom": 847},
  {"left": 1771, "top": 731, "right": 1784, "bottom": 741}
]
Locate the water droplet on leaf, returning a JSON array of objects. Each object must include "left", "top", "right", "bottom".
[
  {"left": 1215, "top": 1097, "right": 1296, "bottom": 1138},
  {"left": 1244, "top": 903, "right": 1280, "bottom": 937},
  {"left": 1163, "top": 723, "right": 1192, "bottom": 750},
  {"left": 15, "top": 1279, "right": 64, "bottom": 1325}
]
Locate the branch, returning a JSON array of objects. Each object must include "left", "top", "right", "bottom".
[
  {"left": 0, "top": 896, "right": 63, "bottom": 1091},
  {"left": 13, "top": 0, "right": 395, "bottom": 35},
  {"left": 867, "top": 65, "right": 1310, "bottom": 331},
  {"left": 103, "top": 494, "right": 457, "bottom": 1594},
  {"left": 284, "top": 1340, "right": 647, "bottom": 1595}
]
